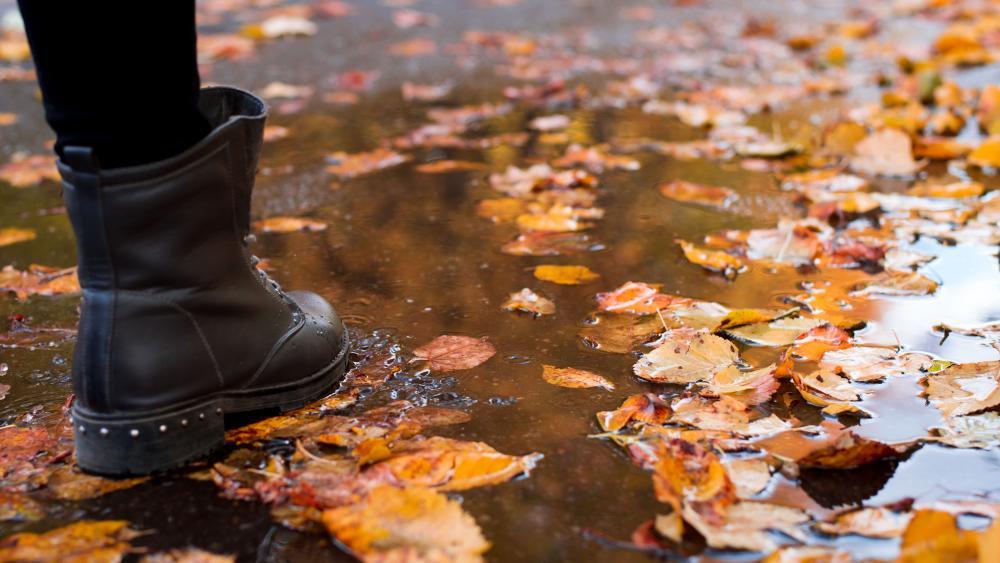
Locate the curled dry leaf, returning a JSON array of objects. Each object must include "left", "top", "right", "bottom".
[
  {"left": 502, "top": 288, "right": 555, "bottom": 316},
  {"left": 934, "top": 321, "right": 1000, "bottom": 341},
  {"left": 815, "top": 506, "right": 913, "bottom": 538},
  {"left": 413, "top": 335, "right": 497, "bottom": 372},
  {"left": 755, "top": 421, "right": 901, "bottom": 469},
  {"left": 675, "top": 240, "right": 744, "bottom": 279},
  {"left": 723, "top": 317, "right": 824, "bottom": 347},
  {"left": 634, "top": 331, "right": 740, "bottom": 384},
  {"left": 702, "top": 365, "right": 779, "bottom": 406},
  {"left": 746, "top": 225, "right": 823, "bottom": 266},
  {"left": 785, "top": 323, "right": 853, "bottom": 362},
  {"left": 652, "top": 438, "right": 736, "bottom": 527},
  {"left": 921, "top": 361, "right": 1000, "bottom": 417},
  {"left": 0, "top": 520, "right": 142, "bottom": 562},
  {"left": 533, "top": 264, "right": 600, "bottom": 285},
  {"left": 671, "top": 395, "right": 789, "bottom": 436},
  {"left": 325, "top": 148, "right": 411, "bottom": 179},
  {"left": 0, "top": 227, "right": 37, "bottom": 248},
  {"left": 658, "top": 180, "right": 736, "bottom": 208},
  {"left": 541, "top": 365, "right": 614, "bottom": 391},
  {"left": 253, "top": 217, "right": 328, "bottom": 233},
  {"left": 596, "top": 393, "right": 671, "bottom": 431},
  {"left": 320, "top": 486, "right": 489, "bottom": 562}
]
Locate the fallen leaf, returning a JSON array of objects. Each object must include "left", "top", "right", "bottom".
[
  {"left": 968, "top": 136, "right": 1000, "bottom": 168},
  {"left": 533, "top": 265, "right": 600, "bottom": 285},
  {"left": 389, "top": 37, "right": 437, "bottom": 57},
  {"left": 652, "top": 438, "right": 736, "bottom": 527},
  {"left": 529, "top": 114, "right": 570, "bottom": 132},
  {"left": 44, "top": 465, "right": 148, "bottom": 501},
  {"left": 0, "top": 227, "right": 36, "bottom": 248},
  {"left": 722, "top": 458, "right": 772, "bottom": 498},
  {"left": 908, "top": 180, "right": 984, "bottom": 199},
  {"left": 683, "top": 501, "right": 810, "bottom": 552},
  {"left": 676, "top": 240, "right": 744, "bottom": 279},
  {"left": 785, "top": 323, "right": 853, "bottom": 361},
  {"left": 849, "top": 271, "right": 938, "bottom": 297},
  {"left": 476, "top": 198, "right": 528, "bottom": 224},
  {"left": 897, "top": 510, "right": 981, "bottom": 562},
  {"left": 0, "top": 154, "right": 60, "bottom": 187},
  {"left": 819, "top": 346, "right": 931, "bottom": 382},
  {"left": 762, "top": 546, "right": 851, "bottom": 562},
  {"left": 815, "top": 506, "right": 912, "bottom": 538},
  {"left": 541, "top": 365, "right": 614, "bottom": 390},
  {"left": 746, "top": 225, "right": 823, "bottom": 266},
  {"left": 415, "top": 160, "right": 486, "bottom": 174},
  {"left": 579, "top": 313, "right": 665, "bottom": 354},
  {"left": 934, "top": 322, "right": 1000, "bottom": 341},
  {"left": 0, "top": 520, "right": 141, "bottom": 562},
  {"left": 921, "top": 361, "right": 1000, "bottom": 417},
  {"left": 596, "top": 393, "right": 671, "bottom": 431},
  {"left": 501, "top": 231, "right": 600, "bottom": 256},
  {"left": 702, "top": 365, "right": 779, "bottom": 406},
  {"left": 0, "top": 491, "right": 45, "bottom": 522},
  {"left": 755, "top": 421, "right": 901, "bottom": 469},
  {"left": 253, "top": 217, "right": 328, "bottom": 233},
  {"left": 927, "top": 412, "right": 1000, "bottom": 449},
  {"left": 325, "top": 149, "right": 411, "bottom": 179},
  {"left": 141, "top": 548, "right": 235, "bottom": 563},
  {"left": 658, "top": 181, "right": 736, "bottom": 208},
  {"left": 595, "top": 281, "right": 691, "bottom": 315},
  {"left": 413, "top": 335, "right": 497, "bottom": 372},
  {"left": 850, "top": 128, "right": 923, "bottom": 177},
  {"left": 634, "top": 331, "right": 740, "bottom": 384},
  {"left": 552, "top": 144, "right": 639, "bottom": 173},
  {"left": 723, "top": 317, "right": 824, "bottom": 347},
  {"left": 501, "top": 288, "right": 555, "bottom": 316},
  {"left": 320, "top": 486, "right": 489, "bottom": 561}
]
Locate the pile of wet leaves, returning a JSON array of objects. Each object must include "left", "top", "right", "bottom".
[{"left": 3, "top": 0, "right": 1000, "bottom": 561}]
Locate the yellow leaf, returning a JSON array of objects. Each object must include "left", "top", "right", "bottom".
[
  {"left": 968, "top": 136, "right": 1000, "bottom": 168},
  {"left": 533, "top": 265, "right": 600, "bottom": 285},
  {"left": 541, "top": 365, "right": 614, "bottom": 390}
]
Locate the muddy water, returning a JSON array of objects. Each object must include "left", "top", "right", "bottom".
[{"left": 2, "top": 0, "right": 1000, "bottom": 561}]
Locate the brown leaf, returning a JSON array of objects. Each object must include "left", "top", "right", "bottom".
[
  {"left": 141, "top": 548, "right": 235, "bottom": 563},
  {"left": 818, "top": 346, "right": 931, "bottom": 382},
  {"left": 0, "top": 520, "right": 142, "bottom": 562},
  {"left": 0, "top": 154, "right": 60, "bottom": 187},
  {"left": 595, "top": 281, "right": 692, "bottom": 315},
  {"left": 850, "top": 128, "right": 923, "bottom": 177},
  {"left": 755, "top": 421, "right": 901, "bottom": 469},
  {"left": 415, "top": 160, "right": 485, "bottom": 173},
  {"left": 658, "top": 181, "right": 736, "bottom": 208},
  {"left": 921, "top": 361, "right": 1000, "bottom": 417},
  {"left": 633, "top": 331, "right": 740, "bottom": 384},
  {"left": 320, "top": 486, "right": 489, "bottom": 561},
  {"left": 722, "top": 458, "right": 772, "bottom": 498},
  {"left": 541, "top": 365, "right": 614, "bottom": 391},
  {"left": 325, "top": 149, "right": 411, "bottom": 179},
  {"left": 0, "top": 264, "right": 81, "bottom": 300},
  {"left": 596, "top": 393, "right": 672, "bottom": 431},
  {"left": 815, "top": 506, "right": 912, "bottom": 538},
  {"left": 683, "top": 501, "right": 809, "bottom": 552},
  {"left": 579, "top": 313, "right": 665, "bottom": 354},
  {"left": 253, "top": 217, "right": 328, "bottom": 233},
  {"left": 675, "top": 240, "right": 744, "bottom": 279},
  {"left": 501, "top": 231, "right": 600, "bottom": 256},
  {"left": 897, "top": 510, "right": 981, "bottom": 562},
  {"left": 849, "top": 271, "right": 938, "bottom": 297},
  {"left": 0, "top": 491, "right": 45, "bottom": 522},
  {"left": 652, "top": 438, "right": 736, "bottom": 526},
  {"left": 413, "top": 335, "right": 497, "bottom": 372},
  {"left": 44, "top": 465, "right": 148, "bottom": 501},
  {"left": 501, "top": 288, "right": 555, "bottom": 316}
]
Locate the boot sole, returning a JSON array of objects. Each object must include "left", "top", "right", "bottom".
[{"left": 70, "top": 333, "right": 350, "bottom": 476}]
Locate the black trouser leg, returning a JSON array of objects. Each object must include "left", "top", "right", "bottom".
[{"left": 17, "top": 0, "right": 210, "bottom": 168}]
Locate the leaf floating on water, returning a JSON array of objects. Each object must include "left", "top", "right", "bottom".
[
  {"left": 579, "top": 313, "right": 665, "bottom": 354},
  {"left": 818, "top": 346, "right": 931, "bottom": 382},
  {"left": 595, "top": 281, "right": 692, "bottom": 315},
  {"left": 897, "top": 510, "right": 986, "bottom": 562},
  {"left": 755, "top": 420, "right": 902, "bottom": 469},
  {"left": 683, "top": 500, "right": 810, "bottom": 553},
  {"left": 502, "top": 288, "right": 555, "bottom": 316},
  {"left": 701, "top": 365, "right": 779, "bottom": 406},
  {"left": 0, "top": 154, "right": 60, "bottom": 188},
  {"left": 0, "top": 491, "right": 44, "bottom": 522},
  {"left": 253, "top": 216, "right": 328, "bottom": 233},
  {"left": 721, "top": 458, "right": 772, "bottom": 498},
  {"left": 850, "top": 128, "right": 923, "bottom": 177},
  {"left": 596, "top": 393, "right": 671, "bottom": 431},
  {"left": 552, "top": 144, "right": 640, "bottom": 173},
  {"left": 658, "top": 180, "right": 736, "bottom": 208},
  {"left": 634, "top": 331, "right": 740, "bottom": 384},
  {"left": 675, "top": 239, "right": 745, "bottom": 279},
  {"left": 325, "top": 148, "right": 411, "bottom": 179},
  {"left": 415, "top": 160, "right": 486, "bottom": 173},
  {"left": 141, "top": 548, "right": 235, "bottom": 563},
  {"left": 926, "top": 412, "right": 1000, "bottom": 449},
  {"left": 921, "top": 361, "right": 1000, "bottom": 417},
  {"left": 785, "top": 323, "right": 853, "bottom": 362},
  {"left": 934, "top": 321, "right": 1000, "bottom": 342},
  {"left": 849, "top": 271, "right": 938, "bottom": 297},
  {"left": 723, "top": 316, "right": 824, "bottom": 347},
  {"left": 815, "top": 506, "right": 913, "bottom": 538},
  {"left": 533, "top": 264, "right": 600, "bottom": 285},
  {"left": 388, "top": 37, "right": 438, "bottom": 57},
  {"left": 0, "top": 227, "right": 36, "bottom": 248},
  {"left": 0, "top": 520, "right": 142, "bottom": 562},
  {"left": 320, "top": 486, "right": 489, "bottom": 562},
  {"left": 413, "top": 335, "right": 497, "bottom": 372},
  {"left": 501, "top": 231, "right": 600, "bottom": 256},
  {"left": 908, "top": 180, "right": 984, "bottom": 199},
  {"left": 476, "top": 198, "right": 527, "bottom": 224},
  {"left": 44, "top": 465, "right": 148, "bottom": 501},
  {"left": 541, "top": 365, "right": 614, "bottom": 390},
  {"left": 762, "top": 546, "right": 851, "bottom": 562},
  {"left": 968, "top": 136, "right": 1000, "bottom": 168}
]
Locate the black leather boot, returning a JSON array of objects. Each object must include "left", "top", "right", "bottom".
[{"left": 58, "top": 87, "right": 349, "bottom": 475}]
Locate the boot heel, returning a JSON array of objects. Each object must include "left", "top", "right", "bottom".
[{"left": 71, "top": 400, "right": 226, "bottom": 476}]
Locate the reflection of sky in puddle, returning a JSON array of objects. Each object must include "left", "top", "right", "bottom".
[
  {"left": 868, "top": 445, "right": 1000, "bottom": 505},
  {"left": 856, "top": 242, "right": 999, "bottom": 363}
]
